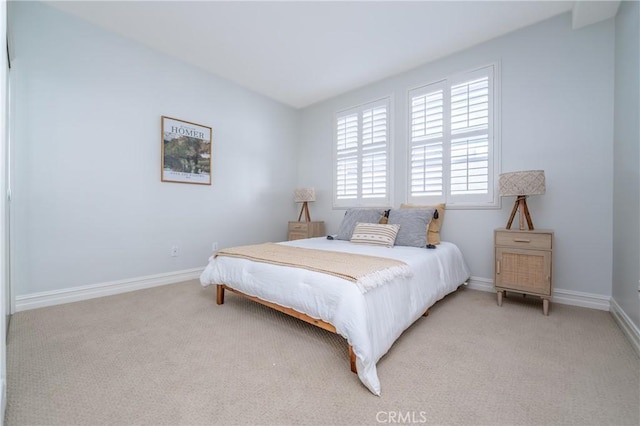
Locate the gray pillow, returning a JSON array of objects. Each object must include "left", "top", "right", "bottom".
[
  {"left": 336, "top": 209, "right": 385, "bottom": 240},
  {"left": 387, "top": 208, "right": 435, "bottom": 247}
]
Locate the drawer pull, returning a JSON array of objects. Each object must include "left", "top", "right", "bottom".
[
  {"left": 513, "top": 238, "right": 531, "bottom": 243},
  {"left": 496, "top": 260, "right": 501, "bottom": 274}
]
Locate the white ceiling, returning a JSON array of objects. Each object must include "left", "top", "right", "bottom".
[{"left": 45, "top": 1, "right": 617, "bottom": 109}]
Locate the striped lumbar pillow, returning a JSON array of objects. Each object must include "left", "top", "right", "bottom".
[{"left": 350, "top": 223, "right": 400, "bottom": 247}]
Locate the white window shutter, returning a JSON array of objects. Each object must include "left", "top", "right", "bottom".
[
  {"left": 409, "top": 83, "right": 445, "bottom": 200},
  {"left": 362, "top": 105, "right": 388, "bottom": 199},
  {"left": 334, "top": 98, "right": 391, "bottom": 208},
  {"left": 449, "top": 74, "right": 490, "bottom": 197},
  {"left": 336, "top": 113, "right": 359, "bottom": 200},
  {"left": 408, "top": 65, "right": 498, "bottom": 208}
]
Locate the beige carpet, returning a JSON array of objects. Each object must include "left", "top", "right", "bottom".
[{"left": 5, "top": 281, "right": 639, "bottom": 426}]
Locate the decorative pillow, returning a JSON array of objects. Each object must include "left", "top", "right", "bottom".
[
  {"left": 350, "top": 223, "right": 400, "bottom": 247},
  {"left": 400, "top": 203, "right": 446, "bottom": 245},
  {"left": 387, "top": 208, "right": 435, "bottom": 248},
  {"left": 336, "top": 209, "right": 385, "bottom": 240}
]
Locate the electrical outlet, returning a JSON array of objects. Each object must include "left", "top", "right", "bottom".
[
  {"left": 212, "top": 242, "right": 219, "bottom": 252},
  {"left": 171, "top": 245, "right": 179, "bottom": 257}
]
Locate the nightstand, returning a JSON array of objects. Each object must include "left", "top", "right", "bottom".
[
  {"left": 494, "top": 228, "right": 554, "bottom": 315},
  {"left": 288, "top": 221, "right": 325, "bottom": 241}
]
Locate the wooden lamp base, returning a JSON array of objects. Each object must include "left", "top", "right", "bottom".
[
  {"left": 297, "top": 201, "right": 311, "bottom": 222},
  {"left": 506, "top": 195, "right": 535, "bottom": 230}
]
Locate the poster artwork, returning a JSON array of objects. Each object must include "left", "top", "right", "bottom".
[{"left": 161, "top": 116, "right": 212, "bottom": 185}]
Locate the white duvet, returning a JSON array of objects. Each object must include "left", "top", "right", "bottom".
[{"left": 199, "top": 237, "right": 470, "bottom": 395}]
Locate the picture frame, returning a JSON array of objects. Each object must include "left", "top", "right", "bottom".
[{"left": 161, "top": 116, "right": 213, "bottom": 185}]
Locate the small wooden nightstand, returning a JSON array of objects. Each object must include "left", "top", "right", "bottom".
[
  {"left": 288, "top": 221, "right": 325, "bottom": 241},
  {"left": 494, "top": 228, "right": 554, "bottom": 315}
]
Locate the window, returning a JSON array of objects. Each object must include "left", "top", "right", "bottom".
[
  {"left": 408, "top": 65, "right": 499, "bottom": 208},
  {"left": 334, "top": 97, "right": 391, "bottom": 208}
]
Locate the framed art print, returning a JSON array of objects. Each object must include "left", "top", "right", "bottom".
[{"left": 161, "top": 116, "right": 212, "bottom": 185}]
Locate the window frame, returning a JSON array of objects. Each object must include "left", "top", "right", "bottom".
[
  {"left": 406, "top": 63, "right": 501, "bottom": 209},
  {"left": 333, "top": 96, "right": 393, "bottom": 209}
]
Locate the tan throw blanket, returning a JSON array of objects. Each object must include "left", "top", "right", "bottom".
[{"left": 215, "top": 243, "right": 412, "bottom": 293}]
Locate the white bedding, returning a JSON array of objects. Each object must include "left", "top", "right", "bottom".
[{"left": 199, "top": 237, "right": 470, "bottom": 395}]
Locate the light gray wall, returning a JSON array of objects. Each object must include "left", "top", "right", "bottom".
[
  {"left": 10, "top": 1, "right": 299, "bottom": 295},
  {"left": 299, "top": 13, "right": 615, "bottom": 297},
  {"left": 1, "top": 0, "right": 8, "bottom": 415},
  {"left": 613, "top": 1, "right": 640, "bottom": 328}
]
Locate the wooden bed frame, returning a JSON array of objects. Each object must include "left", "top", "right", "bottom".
[{"left": 216, "top": 283, "right": 429, "bottom": 374}]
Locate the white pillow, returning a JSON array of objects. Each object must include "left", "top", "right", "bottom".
[{"left": 350, "top": 223, "right": 400, "bottom": 247}]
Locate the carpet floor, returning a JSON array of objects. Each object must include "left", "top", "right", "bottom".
[{"left": 5, "top": 281, "right": 639, "bottom": 425}]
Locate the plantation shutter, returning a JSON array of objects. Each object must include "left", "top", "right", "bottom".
[
  {"left": 450, "top": 73, "right": 490, "bottom": 196},
  {"left": 336, "top": 113, "right": 359, "bottom": 201},
  {"left": 409, "top": 65, "right": 497, "bottom": 207},
  {"left": 409, "top": 81, "right": 446, "bottom": 198},
  {"left": 334, "top": 98, "right": 390, "bottom": 208},
  {"left": 361, "top": 104, "right": 388, "bottom": 199}
]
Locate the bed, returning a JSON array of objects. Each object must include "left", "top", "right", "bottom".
[{"left": 200, "top": 235, "right": 470, "bottom": 396}]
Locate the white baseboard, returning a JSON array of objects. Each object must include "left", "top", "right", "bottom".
[
  {"left": 467, "top": 276, "right": 494, "bottom": 292},
  {"left": 15, "top": 267, "right": 204, "bottom": 312},
  {"left": 610, "top": 298, "right": 640, "bottom": 356},
  {"left": 552, "top": 288, "right": 610, "bottom": 311},
  {"left": 13, "top": 271, "right": 617, "bottom": 315},
  {"left": 467, "top": 276, "right": 610, "bottom": 311}
]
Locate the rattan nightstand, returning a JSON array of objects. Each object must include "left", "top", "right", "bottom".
[{"left": 494, "top": 228, "right": 554, "bottom": 315}]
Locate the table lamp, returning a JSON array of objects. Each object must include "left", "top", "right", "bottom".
[
  {"left": 294, "top": 188, "right": 315, "bottom": 222},
  {"left": 499, "top": 170, "right": 545, "bottom": 230}
]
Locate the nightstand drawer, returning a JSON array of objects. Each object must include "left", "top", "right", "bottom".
[
  {"left": 287, "top": 221, "right": 325, "bottom": 241},
  {"left": 288, "top": 222, "right": 309, "bottom": 232},
  {"left": 288, "top": 232, "right": 308, "bottom": 241},
  {"left": 495, "top": 231, "right": 552, "bottom": 250}
]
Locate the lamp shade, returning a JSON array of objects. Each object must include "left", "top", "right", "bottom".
[
  {"left": 294, "top": 188, "right": 316, "bottom": 203},
  {"left": 499, "top": 170, "right": 545, "bottom": 197}
]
